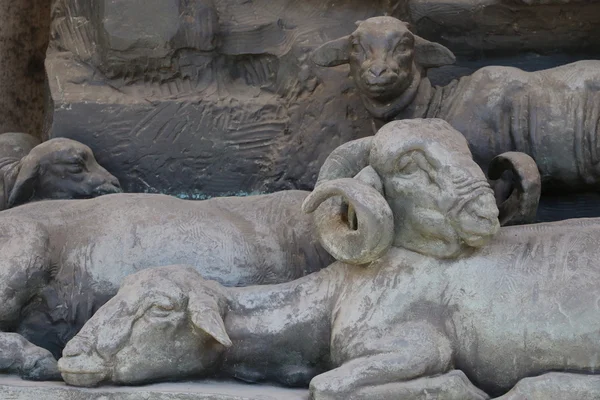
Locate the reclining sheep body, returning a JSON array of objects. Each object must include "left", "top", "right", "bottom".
[
  {"left": 313, "top": 17, "right": 600, "bottom": 192},
  {"left": 0, "top": 189, "right": 332, "bottom": 379}
]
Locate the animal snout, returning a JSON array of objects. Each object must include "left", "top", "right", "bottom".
[
  {"left": 364, "top": 62, "right": 398, "bottom": 87},
  {"left": 94, "top": 175, "right": 122, "bottom": 195},
  {"left": 62, "top": 338, "right": 94, "bottom": 358},
  {"left": 109, "top": 177, "right": 122, "bottom": 190},
  {"left": 369, "top": 64, "right": 389, "bottom": 78}
]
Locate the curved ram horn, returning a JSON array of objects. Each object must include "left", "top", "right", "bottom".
[
  {"left": 316, "top": 137, "right": 374, "bottom": 185},
  {"left": 303, "top": 178, "right": 394, "bottom": 265},
  {"left": 488, "top": 151, "right": 541, "bottom": 226}
]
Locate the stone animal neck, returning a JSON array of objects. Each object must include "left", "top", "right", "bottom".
[
  {"left": 217, "top": 270, "right": 341, "bottom": 384},
  {"left": 369, "top": 74, "right": 461, "bottom": 124}
]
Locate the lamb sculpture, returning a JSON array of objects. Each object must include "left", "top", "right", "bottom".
[
  {"left": 0, "top": 189, "right": 333, "bottom": 380},
  {"left": 312, "top": 16, "right": 600, "bottom": 197},
  {"left": 0, "top": 132, "right": 121, "bottom": 210},
  {"left": 56, "top": 119, "right": 598, "bottom": 399}
]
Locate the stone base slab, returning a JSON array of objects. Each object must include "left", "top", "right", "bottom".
[{"left": 0, "top": 375, "right": 309, "bottom": 400}]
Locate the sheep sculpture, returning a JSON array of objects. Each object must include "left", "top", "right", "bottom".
[
  {"left": 312, "top": 17, "right": 600, "bottom": 199},
  {"left": 0, "top": 188, "right": 333, "bottom": 380},
  {"left": 55, "top": 119, "right": 600, "bottom": 399}
]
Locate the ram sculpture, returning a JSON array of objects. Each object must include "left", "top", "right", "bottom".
[
  {"left": 55, "top": 119, "right": 595, "bottom": 399},
  {"left": 312, "top": 16, "right": 600, "bottom": 197},
  {"left": 0, "top": 132, "right": 121, "bottom": 210}
]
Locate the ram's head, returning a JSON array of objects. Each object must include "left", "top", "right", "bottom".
[
  {"left": 303, "top": 119, "right": 502, "bottom": 262},
  {"left": 312, "top": 17, "right": 455, "bottom": 108}
]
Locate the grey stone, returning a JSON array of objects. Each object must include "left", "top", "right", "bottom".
[
  {"left": 408, "top": 0, "right": 600, "bottom": 56},
  {"left": 0, "top": 132, "right": 121, "bottom": 210},
  {"left": 0, "top": 375, "right": 308, "bottom": 400}
]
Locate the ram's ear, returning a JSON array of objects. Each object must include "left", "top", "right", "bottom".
[
  {"left": 312, "top": 36, "right": 351, "bottom": 67},
  {"left": 7, "top": 154, "right": 40, "bottom": 207},
  {"left": 188, "top": 291, "right": 232, "bottom": 347},
  {"left": 413, "top": 35, "right": 456, "bottom": 69}
]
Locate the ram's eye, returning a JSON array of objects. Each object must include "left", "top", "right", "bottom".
[{"left": 397, "top": 155, "right": 419, "bottom": 176}]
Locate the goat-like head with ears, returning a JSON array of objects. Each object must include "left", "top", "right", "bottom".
[
  {"left": 58, "top": 266, "right": 231, "bottom": 387},
  {"left": 311, "top": 16, "right": 455, "bottom": 119},
  {"left": 7, "top": 138, "right": 122, "bottom": 208},
  {"left": 303, "top": 119, "right": 501, "bottom": 263}
]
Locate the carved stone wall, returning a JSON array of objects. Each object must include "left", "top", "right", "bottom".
[{"left": 47, "top": 0, "right": 600, "bottom": 197}]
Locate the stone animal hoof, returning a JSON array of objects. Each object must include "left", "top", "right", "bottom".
[{"left": 21, "top": 350, "right": 61, "bottom": 381}]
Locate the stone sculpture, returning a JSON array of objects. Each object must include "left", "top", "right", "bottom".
[
  {"left": 57, "top": 120, "right": 600, "bottom": 399},
  {"left": 0, "top": 132, "right": 121, "bottom": 210},
  {"left": 313, "top": 16, "right": 600, "bottom": 194},
  {"left": 0, "top": 189, "right": 332, "bottom": 380}
]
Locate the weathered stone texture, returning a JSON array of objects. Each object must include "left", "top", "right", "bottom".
[
  {"left": 0, "top": 0, "right": 53, "bottom": 141},
  {"left": 46, "top": 0, "right": 600, "bottom": 197}
]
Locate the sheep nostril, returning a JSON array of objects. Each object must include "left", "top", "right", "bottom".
[{"left": 369, "top": 64, "right": 388, "bottom": 77}]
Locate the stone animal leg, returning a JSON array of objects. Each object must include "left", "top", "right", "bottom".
[
  {"left": 350, "top": 370, "right": 489, "bottom": 400},
  {"left": 493, "top": 372, "right": 600, "bottom": 400},
  {"left": 310, "top": 323, "right": 453, "bottom": 400},
  {"left": 0, "top": 332, "right": 59, "bottom": 380},
  {"left": 0, "top": 218, "right": 59, "bottom": 380}
]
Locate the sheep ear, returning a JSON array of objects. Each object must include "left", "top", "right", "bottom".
[
  {"left": 413, "top": 35, "right": 456, "bottom": 69},
  {"left": 312, "top": 36, "right": 351, "bottom": 67},
  {"left": 188, "top": 291, "right": 232, "bottom": 347},
  {"left": 7, "top": 154, "right": 40, "bottom": 207}
]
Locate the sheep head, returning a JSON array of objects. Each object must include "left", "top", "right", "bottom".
[
  {"left": 312, "top": 17, "right": 455, "bottom": 119},
  {"left": 303, "top": 119, "right": 500, "bottom": 263},
  {"left": 8, "top": 138, "right": 122, "bottom": 208},
  {"left": 58, "top": 266, "right": 231, "bottom": 387}
]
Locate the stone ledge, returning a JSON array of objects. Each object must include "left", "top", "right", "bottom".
[{"left": 0, "top": 375, "right": 309, "bottom": 400}]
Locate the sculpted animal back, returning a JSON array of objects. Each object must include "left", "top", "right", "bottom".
[
  {"left": 439, "top": 221, "right": 600, "bottom": 392},
  {"left": 433, "top": 62, "right": 600, "bottom": 187},
  {"left": 1, "top": 191, "right": 326, "bottom": 287}
]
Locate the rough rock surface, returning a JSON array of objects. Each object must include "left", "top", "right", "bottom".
[
  {"left": 46, "top": 0, "right": 600, "bottom": 197},
  {"left": 0, "top": 0, "right": 53, "bottom": 141}
]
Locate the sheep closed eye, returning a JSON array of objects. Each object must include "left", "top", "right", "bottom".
[
  {"left": 146, "top": 302, "right": 177, "bottom": 318},
  {"left": 66, "top": 160, "right": 86, "bottom": 174}
]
